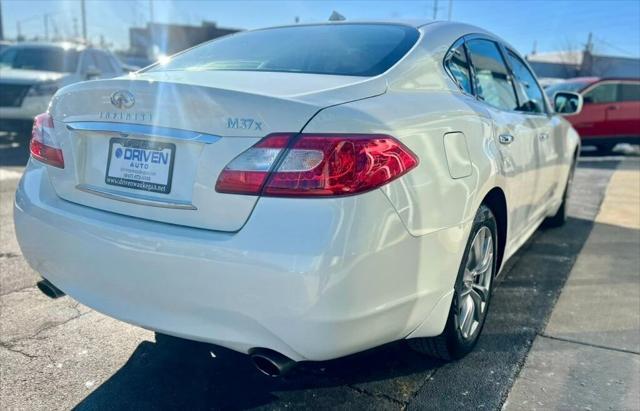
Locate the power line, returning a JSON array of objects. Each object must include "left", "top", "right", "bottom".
[{"left": 593, "top": 34, "right": 637, "bottom": 57}]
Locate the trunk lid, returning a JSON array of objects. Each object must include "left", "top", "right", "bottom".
[{"left": 47, "top": 71, "right": 386, "bottom": 231}]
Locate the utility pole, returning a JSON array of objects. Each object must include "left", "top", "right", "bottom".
[
  {"left": 44, "top": 14, "right": 48, "bottom": 40},
  {"left": 447, "top": 0, "right": 453, "bottom": 20},
  {"left": 16, "top": 21, "right": 21, "bottom": 40},
  {"left": 586, "top": 32, "right": 593, "bottom": 53},
  {"left": 149, "top": 0, "right": 154, "bottom": 24},
  {"left": 73, "top": 17, "right": 78, "bottom": 38},
  {"left": 81, "top": 0, "right": 87, "bottom": 41},
  {"left": 0, "top": 0, "right": 4, "bottom": 41},
  {"left": 432, "top": 0, "right": 438, "bottom": 19}
]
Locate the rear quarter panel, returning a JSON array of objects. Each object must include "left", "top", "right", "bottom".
[{"left": 304, "top": 90, "right": 501, "bottom": 237}]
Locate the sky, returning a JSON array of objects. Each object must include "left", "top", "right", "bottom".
[{"left": 2, "top": 0, "right": 640, "bottom": 58}]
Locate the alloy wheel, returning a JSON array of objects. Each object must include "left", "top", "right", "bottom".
[{"left": 455, "top": 226, "right": 494, "bottom": 340}]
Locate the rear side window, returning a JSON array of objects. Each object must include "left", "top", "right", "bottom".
[
  {"left": 149, "top": 24, "right": 419, "bottom": 77},
  {"left": 444, "top": 40, "right": 472, "bottom": 94},
  {"left": 466, "top": 39, "right": 518, "bottom": 111},
  {"left": 92, "top": 51, "right": 116, "bottom": 73},
  {"left": 505, "top": 50, "right": 546, "bottom": 114},
  {"left": 618, "top": 83, "right": 640, "bottom": 102},
  {"left": 584, "top": 83, "right": 617, "bottom": 104}
]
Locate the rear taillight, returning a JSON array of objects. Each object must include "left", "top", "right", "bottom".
[
  {"left": 30, "top": 113, "right": 64, "bottom": 168},
  {"left": 216, "top": 133, "right": 418, "bottom": 197}
]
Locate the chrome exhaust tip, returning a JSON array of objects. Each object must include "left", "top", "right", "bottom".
[{"left": 249, "top": 348, "right": 296, "bottom": 377}]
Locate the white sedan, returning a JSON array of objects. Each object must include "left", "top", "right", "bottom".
[
  {"left": 0, "top": 42, "right": 125, "bottom": 132},
  {"left": 14, "top": 21, "right": 582, "bottom": 377}
]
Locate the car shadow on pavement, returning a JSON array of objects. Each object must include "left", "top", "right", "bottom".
[{"left": 73, "top": 335, "right": 442, "bottom": 410}]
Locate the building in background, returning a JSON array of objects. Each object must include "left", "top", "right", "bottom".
[
  {"left": 123, "top": 21, "right": 239, "bottom": 66},
  {"left": 528, "top": 50, "right": 640, "bottom": 85}
]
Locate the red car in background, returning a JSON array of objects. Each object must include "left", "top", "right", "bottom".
[{"left": 546, "top": 77, "right": 640, "bottom": 152}]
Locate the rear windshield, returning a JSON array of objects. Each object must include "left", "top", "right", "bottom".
[
  {"left": 149, "top": 24, "right": 420, "bottom": 77},
  {"left": 0, "top": 46, "right": 79, "bottom": 73}
]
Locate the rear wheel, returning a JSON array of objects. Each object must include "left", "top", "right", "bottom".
[
  {"left": 409, "top": 205, "right": 497, "bottom": 360},
  {"left": 595, "top": 143, "right": 615, "bottom": 154}
]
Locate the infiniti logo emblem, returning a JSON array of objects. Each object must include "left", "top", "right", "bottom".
[{"left": 110, "top": 90, "right": 135, "bottom": 109}]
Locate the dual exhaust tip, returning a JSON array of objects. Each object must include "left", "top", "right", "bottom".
[
  {"left": 249, "top": 348, "right": 296, "bottom": 377},
  {"left": 35, "top": 280, "right": 295, "bottom": 377}
]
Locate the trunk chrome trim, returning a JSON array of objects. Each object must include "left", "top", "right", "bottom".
[
  {"left": 75, "top": 184, "right": 198, "bottom": 210},
  {"left": 65, "top": 121, "right": 221, "bottom": 144}
]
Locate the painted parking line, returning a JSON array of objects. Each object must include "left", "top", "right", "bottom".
[{"left": 0, "top": 168, "right": 24, "bottom": 181}]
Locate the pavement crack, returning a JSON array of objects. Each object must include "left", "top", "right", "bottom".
[
  {"left": 347, "top": 385, "right": 407, "bottom": 408},
  {"left": 539, "top": 333, "right": 640, "bottom": 355},
  {"left": 0, "top": 285, "right": 36, "bottom": 297},
  {"left": 2, "top": 310, "right": 90, "bottom": 346},
  {"left": 28, "top": 310, "right": 89, "bottom": 340},
  {"left": 0, "top": 252, "right": 20, "bottom": 259},
  {"left": 406, "top": 367, "right": 440, "bottom": 407},
  {"left": 0, "top": 342, "right": 39, "bottom": 359}
]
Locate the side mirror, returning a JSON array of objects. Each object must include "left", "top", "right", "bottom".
[
  {"left": 85, "top": 65, "right": 101, "bottom": 80},
  {"left": 553, "top": 91, "right": 583, "bottom": 116}
]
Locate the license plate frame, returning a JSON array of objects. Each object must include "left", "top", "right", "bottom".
[{"left": 105, "top": 137, "right": 176, "bottom": 194}]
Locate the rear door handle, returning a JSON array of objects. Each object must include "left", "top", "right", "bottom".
[
  {"left": 607, "top": 105, "right": 620, "bottom": 110},
  {"left": 498, "top": 134, "right": 514, "bottom": 145}
]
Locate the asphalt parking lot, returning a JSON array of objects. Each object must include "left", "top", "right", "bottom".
[{"left": 0, "top": 128, "right": 637, "bottom": 410}]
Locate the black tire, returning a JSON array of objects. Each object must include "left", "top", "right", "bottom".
[
  {"left": 409, "top": 205, "right": 498, "bottom": 361},
  {"left": 595, "top": 143, "right": 615, "bottom": 154},
  {"left": 544, "top": 158, "right": 576, "bottom": 228}
]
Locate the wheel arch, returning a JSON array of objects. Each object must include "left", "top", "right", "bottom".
[{"left": 481, "top": 187, "right": 508, "bottom": 273}]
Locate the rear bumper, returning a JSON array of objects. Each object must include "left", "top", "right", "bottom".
[{"left": 14, "top": 162, "right": 468, "bottom": 361}]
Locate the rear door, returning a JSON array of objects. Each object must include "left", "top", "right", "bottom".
[
  {"left": 607, "top": 81, "right": 640, "bottom": 137},
  {"left": 466, "top": 38, "right": 540, "bottom": 239},
  {"left": 578, "top": 81, "right": 619, "bottom": 138},
  {"left": 503, "top": 47, "right": 558, "bottom": 213}
]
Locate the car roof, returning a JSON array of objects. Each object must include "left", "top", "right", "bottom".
[
  {"left": 6, "top": 42, "right": 86, "bottom": 52},
  {"left": 253, "top": 19, "right": 434, "bottom": 31}
]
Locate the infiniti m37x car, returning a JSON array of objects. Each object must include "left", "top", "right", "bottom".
[{"left": 14, "top": 21, "right": 582, "bottom": 376}]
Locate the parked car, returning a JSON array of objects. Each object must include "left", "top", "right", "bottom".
[
  {"left": 546, "top": 77, "right": 640, "bottom": 152},
  {"left": 0, "top": 40, "right": 13, "bottom": 54},
  {"left": 14, "top": 21, "right": 582, "bottom": 376},
  {"left": 0, "top": 42, "right": 125, "bottom": 134}
]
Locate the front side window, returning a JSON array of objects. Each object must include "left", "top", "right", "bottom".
[
  {"left": 506, "top": 50, "right": 546, "bottom": 114},
  {"left": 149, "top": 24, "right": 420, "bottom": 77},
  {"left": 445, "top": 40, "right": 472, "bottom": 94},
  {"left": 466, "top": 39, "right": 518, "bottom": 111},
  {"left": 584, "top": 83, "right": 618, "bottom": 104},
  {"left": 618, "top": 82, "right": 640, "bottom": 102}
]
